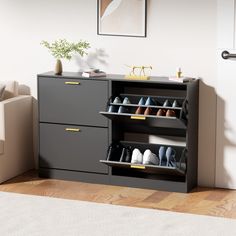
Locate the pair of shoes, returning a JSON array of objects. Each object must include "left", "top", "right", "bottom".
[
  {"left": 106, "top": 143, "right": 123, "bottom": 162},
  {"left": 131, "top": 149, "right": 159, "bottom": 165},
  {"left": 136, "top": 96, "right": 156, "bottom": 115},
  {"left": 108, "top": 105, "right": 129, "bottom": 113},
  {"left": 113, "top": 97, "right": 131, "bottom": 105},
  {"left": 138, "top": 97, "right": 156, "bottom": 106},
  {"left": 135, "top": 107, "right": 176, "bottom": 117},
  {"left": 158, "top": 146, "right": 176, "bottom": 167},
  {"left": 106, "top": 143, "right": 131, "bottom": 162},
  {"left": 135, "top": 107, "right": 152, "bottom": 116},
  {"left": 163, "top": 99, "right": 179, "bottom": 107},
  {"left": 156, "top": 99, "right": 178, "bottom": 117},
  {"left": 156, "top": 109, "right": 176, "bottom": 117},
  {"left": 108, "top": 96, "right": 131, "bottom": 113}
]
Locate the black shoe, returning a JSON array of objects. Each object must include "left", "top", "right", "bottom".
[
  {"left": 119, "top": 147, "right": 126, "bottom": 162},
  {"left": 119, "top": 146, "right": 132, "bottom": 163},
  {"left": 106, "top": 143, "right": 123, "bottom": 162}
]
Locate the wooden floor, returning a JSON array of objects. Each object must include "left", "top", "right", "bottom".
[{"left": 1, "top": 170, "right": 236, "bottom": 219}]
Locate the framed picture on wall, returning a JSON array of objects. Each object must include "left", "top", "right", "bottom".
[{"left": 97, "top": 0, "right": 147, "bottom": 37}]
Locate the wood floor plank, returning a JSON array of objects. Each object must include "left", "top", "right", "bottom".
[
  {"left": 204, "top": 189, "right": 229, "bottom": 202},
  {"left": 1, "top": 170, "right": 236, "bottom": 219}
]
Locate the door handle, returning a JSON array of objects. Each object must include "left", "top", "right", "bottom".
[
  {"left": 130, "top": 116, "right": 146, "bottom": 120},
  {"left": 65, "top": 128, "right": 80, "bottom": 132},
  {"left": 65, "top": 81, "right": 80, "bottom": 85},
  {"left": 221, "top": 50, "right": 236, "bottom": 59}
]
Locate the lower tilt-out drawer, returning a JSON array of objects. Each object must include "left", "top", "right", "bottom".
[{"left": 39, "top": 123, "right": 108, "bottom": 174}]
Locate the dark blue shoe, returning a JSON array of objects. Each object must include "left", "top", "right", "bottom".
[
  {"left": 138, "top": 97, "right": 146, "bottom": 106},
  {"left": 108, "top": 105, "right": 117, "bottom": 113},
  {"left": 113, "top": 97, "right": 121, "bottom": 104},
  {"left": 123, "top": 97, "right": 131, "bottom": 104},
  {"left": 145, "top": 97, "right": 155, "bottom": 106},
  {"left": 159, "top": 146, "right": 167, "bottom": 166},
  {"left": 118, "top": 106, "right": 129, "bottom": 113},
  {"left": 163, "top": 99, "right": 171, "bottom": 107},
  {"left": 166, "top": 147, "right": 176, "bottom": 167}
]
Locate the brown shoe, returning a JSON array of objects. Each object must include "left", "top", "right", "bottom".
[
  {"left": 144, "top": 107, "right": 152, "bottom": 116},
  {"left": 135, "top": 107, "right": 144, "bottom": 115},
  {"left": 156, "top": 109, "right": 166, "bottom": 116},
  {"left": 166, "top": 109, "right": 176, "bottom": 117}
]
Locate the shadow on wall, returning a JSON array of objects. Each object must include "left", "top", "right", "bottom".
[
  {"left": 74, "top": 48, "right": 109, "bottom": 71},
  {"left": 33, "top": 97, "right": 38, "bottom": 168},
  {"left": 199, "top": 80, "right": 236, "bottom": 188},
  {"left": 216, "top": 95, "right": 236, "bottom": 187},
  {"left": 20, "top": 84, "right": 38, "bottom": 170},
  {"left": 198, "top": 80, "right": 218, "bottom": 187}
]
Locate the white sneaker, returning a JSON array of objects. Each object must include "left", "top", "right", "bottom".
[
  {"left": 131, "top": 148, "right": 143, "bottom": 164},
  {"left": 143, "top": 149, "right": 159, "bottom": 165}
]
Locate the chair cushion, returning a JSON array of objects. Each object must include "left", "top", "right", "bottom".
[
  {"left": 2, "top": 81, "right": 19, "bottom": 99},
  {"left": 0, "top": 84, "right": 6, "bottom": 101}
]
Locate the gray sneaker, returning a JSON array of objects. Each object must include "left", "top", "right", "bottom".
[
  {"left": 123, "top": 97, "right": 131, "bottom": 104},
  {"left": 131, "top": 148, "right": 143, "bottom": 164},
  {"left": 143, "top": 149, "right": 159, "bottom": 165},
  {"left": 113, "top": 97, "right": 121, "bottom": 104}
]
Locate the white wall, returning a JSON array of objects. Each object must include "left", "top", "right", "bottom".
[{"left": 0, "top": 0, "right": 217, "bottom": 187}]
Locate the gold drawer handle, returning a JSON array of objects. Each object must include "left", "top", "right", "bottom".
[
  {"left": 65, "top": 82, "right": 80, "bottom": 85},
  {"left": 65, "top": 128, "right": 80, "bottom": 132},
  {"left": 130, "top": 165, "right": 146, "bottom": 169},
  {"left": 130, "top": 116, "right": 146, "bottom": 120}
]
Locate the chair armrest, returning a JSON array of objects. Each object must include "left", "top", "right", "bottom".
[
  {"left": 0, "top": 95, "right": 34, "bottom": 182},
  {"left": 0, "top": 140, "right": 3, "bottom": 154},
  {"left": 0, "top": 95, "right": 32, "bottom": 141}
]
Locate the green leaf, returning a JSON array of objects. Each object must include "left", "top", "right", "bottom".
[{"left": 40, "top": 39, "right": 91, "bottom": 60}]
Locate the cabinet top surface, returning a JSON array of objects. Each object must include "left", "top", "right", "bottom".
[{"left": 38, "top": 71, "right": 198, "bottom": 85}]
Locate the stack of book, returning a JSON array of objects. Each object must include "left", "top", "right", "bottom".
[
  {"left": 168, "top": 77, "right": 195, "bottom": 83},
  {"left": 82, "top": 69, "right": 106, "bottom": 78}
]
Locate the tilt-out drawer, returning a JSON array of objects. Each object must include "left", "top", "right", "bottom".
[
  {"left": 39, "top": 123, "right": 108, "bottom": 174},
  {"left": 38, "top": 77, "right": 108, "bottom": 127}
]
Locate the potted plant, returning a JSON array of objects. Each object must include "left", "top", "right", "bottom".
[{"left": 41, "top": 39, "right": 90, "bottom": 75}]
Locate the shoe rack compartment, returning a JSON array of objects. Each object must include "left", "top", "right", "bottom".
[
  {"left": 100, "top": 141, "right": 187, "bottom": 177},
  {"left": 105, "top": 79, "right": 199, "bottom": 192},
  {"left": 109, "top": 94, "right": 185, "bottom": 109},
  {"left": 100, "top": 94, "right": 187, "bottom": 129}
]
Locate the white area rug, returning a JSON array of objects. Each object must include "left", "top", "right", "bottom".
[{"left": 0, "top": 191, "right": 236, "bottom": 236}]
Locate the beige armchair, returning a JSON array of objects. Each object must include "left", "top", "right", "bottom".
[{"left": 0, "top": 81, "right": 34, "bottom": 183}]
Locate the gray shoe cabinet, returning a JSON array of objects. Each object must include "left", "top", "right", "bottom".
[{"left": 38, "top": 72, "right": 199, "bottom": 193}]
